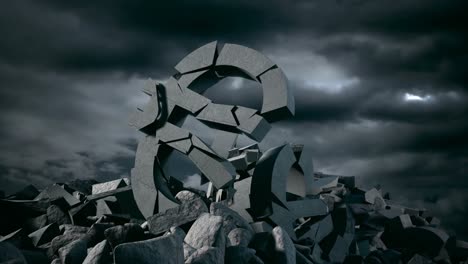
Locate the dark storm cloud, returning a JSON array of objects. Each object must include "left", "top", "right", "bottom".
[{"left": 1, "top": 0, "right": 467, "bottom": 238}]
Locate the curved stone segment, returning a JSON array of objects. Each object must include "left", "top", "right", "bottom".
[
  {"left": 131, "top": 138, "right": 179, "bottom": 219},
  {"left": 247, "top": 144, "right": 329, "bottom": 240},
  {"left": 175, "top": 41, "right": 217, "bottom": 74},
  {"left": 258, "top": 67, "right": 295, "bottom": 120},
  {"left": 250, "top": 144, "right": 296, "bottom": 216},
  {"left": 216, "top": 43, "right": 275, "bottom": 78}
]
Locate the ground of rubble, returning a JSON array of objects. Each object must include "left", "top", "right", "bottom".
[{"left": 1, "top": 176, "right": 467, "bottom": 264}]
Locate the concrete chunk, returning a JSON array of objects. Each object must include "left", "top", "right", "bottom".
[
  {"left": 258, "top": 67, "right": 295, "bottom": 120},
  {"left": 114, "top": 233, "right": 184, "bottom": 264},
  {"left": 184, "top": 213, "right": 225, "bottom": 251},
  {"left": 216, "top": 43, "right": 275, "bottom": 78},
  {"left": 175, "top": 41, "right": 217, "bottom": 74},
  {"left": 148, "top": 198, "right": 208, "bottom": 235},
  {"left": 28, "top": 223, "right": 60, "bottom": 247}
]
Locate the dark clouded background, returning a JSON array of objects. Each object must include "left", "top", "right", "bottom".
[{"left": 1, "top": 0, "right": 467, "bottom": 238}]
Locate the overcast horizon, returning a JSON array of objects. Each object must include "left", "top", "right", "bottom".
[{"left": 0, "top": 0, "right": 467, "bottom": 238}]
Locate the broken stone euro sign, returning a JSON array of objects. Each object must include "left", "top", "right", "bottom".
[{"left": 129, "top": 41, "right": 328, "bottom": 240}]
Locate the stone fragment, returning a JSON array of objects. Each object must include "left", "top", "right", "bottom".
[
  {"left": 175, "top": 41, "right": 217, "bottom": 74},
  {"left": 91, "top": 179, "right": 127, "bottom": 195},
  {"left": 407, "top": 254, "right": 434, "bottom": 264},
  {"left": 0, "top": 229, "right": 27, "bottom": 249},
  {"left": 10, "top": 185, "right": 40, "bottom": 200},
  {"left": 28, "top": 223, "right": 60, "bottom": 247},
  {"left": 225, "top": 246, "right": 258, "bottom": 264},
  {"left": 24, "top": 214, "right": 48, "bottom": 232},
  {"left": 188, "top": 147, "right": 235, "bottom": 189},
  {"left": 104, "top": 223, "right": 145, "bottom": 249},
  {"left": 404, "top": 226, "right": 449, "bottom": 258},
  {"left": 34, "top": 185, "right": 80, "bottom": 207},
  {"left": 60, "top": 225, "right": 89, "bottom": 235},
  {"left": 86, "top": 223, "right": 113, "bottom": 247},
  {"left": 328, "top": 235, "right": 348, "bottom": 263},
  {"left": 113, "top": 233, "right": 184, "bottom": 264},
  {"left": 185, "top": 246, "right": 223, "bottom": 264},
  {"left": 82, "top": 240, "right": 110, "bottom": 264},
  {"left": 210, "top": 202, "right": 253, "bottom": 235},
  {"left": 310, "top": 177, "right": 339, "bottom": 195},
  {"left": 47, "top": 205, "right": 71, "bottom": 226},
  {"left": 227, "top": 228, "right": 253, "bottom": 247},
  {"left": 231, "top": 177, "right": 254, "bottom": 223},
  {"left": 228, "top": 154, "right": 249, "bottom": 170},
  {"left": 258, "top": 67, "right": 295, "bottom": 120},
  {"left": 175, "top": 190, "right": 199, "bottom": 202},
  {"left": 184, "top": 213, "right": 225, "bottom": 251},
  {"left": 58, "top": 239, "right": 87, "bottom": 264},
  {"left": 216, "top": 43, "right": 275, "bottom": 78},
  {"left": 272, "top": 226, "right": 296, "bottom": 264},
  {"left": 49, "top": 232, "right": 87, "bottom": 257},
  {"left": 68, "top": 201, "right": 96, "bottom": 226},
  {"left": 250, "top": 222, "right": 273, "bottom": 234},
  {"left": 184, "top": 242, "right": 196, "bottom": 260},
  {"left": 165, "top": 226, "right": 186, "bottom": 242},
  {"left": 364, "top": 188, "right": 385, "bottom": 205},
  {"left": 148, "top": 198, "right": 208, "bottom": 235},
  {"left": 296, "top": 249, "right": 313, "bottom": 264}
]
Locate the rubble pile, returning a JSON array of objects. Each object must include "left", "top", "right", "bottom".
[
  {"left": 1, "top": 175, "right": 467, "bottom": 264},
  {"left": 2, "top": 42, "right": 467, "bottom": 264}
]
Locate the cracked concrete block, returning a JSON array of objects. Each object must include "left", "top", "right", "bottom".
[
  {"left": 177, "top": 69, "right": 209, "bottom": 90},
  {"left": 210, "top": 130, "right": 238, "bottom": 159},
  {"left": 258, "top": 67, "right": 295, "bottom": 121},
  {"left": 175, "top": 41, "right": 217, "bottom": 74},
  {"left": 196, "top": 103, "right": 238, "bottom": 127},
  {"left": 216, "top": 43, "right": 275, "bottom": 79},
  {"left": 228, "top": 154, "right": 249, "bottom": 170},
  {"left": 188, "top": 147, "right": 235, "bottom": 189},
  {"left": 237, "top": 114, "right": 271, "bottom": 141}
]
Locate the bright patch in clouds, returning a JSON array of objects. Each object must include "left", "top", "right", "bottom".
[
  {"left": 404, "top": 93, "right": 433, "bottom": 102},
  {"left": 269, "top": 51, "right": 360, "bottom": 93}
]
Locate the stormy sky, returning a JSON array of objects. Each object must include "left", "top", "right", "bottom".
[{"left": 0, "top": 1, "right": 467, "bottom": 238}]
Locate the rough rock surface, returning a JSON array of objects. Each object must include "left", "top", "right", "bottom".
[
  {"left": 58, "top": 239, "right": 87, "bottom": 264},
  {"left": 49, "top": 232, "right": 87, "bottom": 257},
  {"left": 148, "top": 198, "right": 208, "bottom": 235},
  {"left": 184, "top": 213, "right": 225, "bottom": 250},
  {"left": 225, "top": 246, "right": 258, "bottom": 264},
  {"left": 82, "top": 240, "right": 110, "bottom": 264},
  {"left": 210, "top": 202, "right": 254, "bottom": 235},
  {"left": 1, "top": 175, "right": 467, "bottom": 264},
  {"left": 47, "top": 205, "right": 72, "bottom": 226},
  {"left": 227, "top": 228, "right": 253, "bottom": 247},
  {"left": 175, "top": 190, "right": 200, "bottom": 202},
  {"left": 113, "top": 233, "right": 183, "bottom": 264},
  {"left": 272, "top": 226, "right": 296, "bottom": 264},
  {"left": 28, "top": 223, "right": 60, "bottom": 247},
  {"left": 103, "top": 223, "right": 145, "bottom": 249},
  {"left": 185, "top": 246, "right": 224, "bottom": 264}
]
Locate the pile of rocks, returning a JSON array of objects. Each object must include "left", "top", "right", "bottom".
[{"left": 1, "top": 175, "right": 467, "bottom": 264}]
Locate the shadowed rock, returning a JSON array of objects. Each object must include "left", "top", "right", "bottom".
[{"left": 114, "top": 233, "right": 183, "bottom": 264}]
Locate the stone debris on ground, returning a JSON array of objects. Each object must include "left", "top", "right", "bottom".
[{"left": 1, "top": 176, "right": 467, "bottom": 264}]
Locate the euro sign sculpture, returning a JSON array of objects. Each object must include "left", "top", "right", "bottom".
[{"left": 130, "top": 42, "right": 331, "bottom": 240}]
